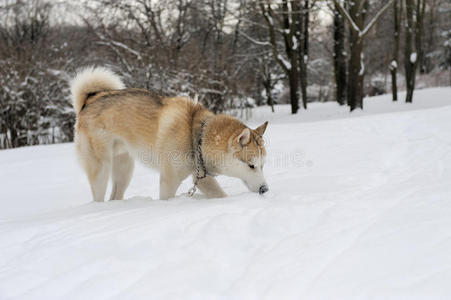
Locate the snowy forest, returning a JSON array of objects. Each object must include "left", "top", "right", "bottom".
[{"left": 0, "top": 0, "right": 450, "bottom": 149}]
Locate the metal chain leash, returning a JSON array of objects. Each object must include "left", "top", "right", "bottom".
[{"left": 188, "top": 119, "right": 209, "bottom": 197}]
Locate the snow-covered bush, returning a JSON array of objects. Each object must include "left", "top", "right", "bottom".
[{"left": 0, "top": 1, "right": 75, "bottom": 149}]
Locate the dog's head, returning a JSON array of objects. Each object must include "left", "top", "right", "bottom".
[{"left": 222, "top": 121, "right": 269, "bottom": 194}]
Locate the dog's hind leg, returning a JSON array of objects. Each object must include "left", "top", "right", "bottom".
[
  {"left": 89, "top": 161, "right": 111, "bottom": 202},
  {"left": 76, "top": 134, "right": 112, "bottom": 202},
  {"left": 110, "top": 152, "right": 134, "bottom": 200}
]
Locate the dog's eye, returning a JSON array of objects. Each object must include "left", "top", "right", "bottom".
[{"left": 248, "top": 164, "right": 255, "bottom": 169}]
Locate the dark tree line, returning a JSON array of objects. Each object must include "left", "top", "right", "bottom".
[
  {"left": 0, "top": 0, "right": 449, "bottom": 149},
  {"left": 259, "top": 0, "right": 311, "bottom": 114},
  {"left": 331, "top": 0, "right": 448, "bottom": 110},
  {"left": 332, "top": 0, "right": 395, "bottom": 111},
  {"left": 0, "top": 1, "right": 76, "bottom": 148}
]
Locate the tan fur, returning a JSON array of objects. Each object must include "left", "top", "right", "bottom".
[{"left": 71, "top": 67, "right": 269, "bottom": 201}]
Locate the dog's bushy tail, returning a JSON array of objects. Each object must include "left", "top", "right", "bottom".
[{"left": 70, "top": 67, "right": 125, "bottom": 114}]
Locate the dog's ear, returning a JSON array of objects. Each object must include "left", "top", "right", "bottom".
[
  {"left": 237, "top": 128, "right": 251, "bottom": 146},
  {"left": 254, "top": 121, "right": 268, "bottom": 136}
]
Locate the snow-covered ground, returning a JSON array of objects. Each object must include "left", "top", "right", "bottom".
[{"left": 1, "top": 87, "right": 451, "bottom": 299}]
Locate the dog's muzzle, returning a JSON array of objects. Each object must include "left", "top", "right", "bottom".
[{"left": 259, "top": 184, "right": 269, "bottom": 195}]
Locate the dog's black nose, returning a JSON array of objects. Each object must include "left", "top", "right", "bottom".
[{"left": 259, "top": 185, "right": 269, "bottom": 194}]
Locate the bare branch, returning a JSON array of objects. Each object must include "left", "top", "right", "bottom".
[
  {"left": 97, "top": 40, "right": 142, "bottom": 60},
  {"left": 260, "top": 2, "right": 290, "bottom": 73},
  {"left": 360, "top": 0, "right": 396, "bottom": 38},
  {"left": 333, "top": 0, "right": 361, "bottom": 34},
  {"left": 333, "top": 0, "right": 395, "bottom": 40},
  {"left": 238, "top": 30, "right": 271, "bottom": 46}
]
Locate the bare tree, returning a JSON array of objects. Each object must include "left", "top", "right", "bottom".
[
  {"left": 260, "top": 0, "right": 312, "bottom": 114},
  {"left": 333, "top": 1, "right": 347, "bottom": 105},
  {"left": 333, "top": 0, "right": 395, "bottom": 111},
  {"left": 390, "top": 0, "right": 402, "bottom": 101},
  {"left": 259, "top": 54, "right": 284, "bottom": 112},
  {"left": 293, "top": 0, "right": 310, "bottom": 111},
  {"left": 235, "top": 1, "right": 285, "bottom": 112},
  {"left": 404, "top": 0, "right": 426, "bottom": 103}
]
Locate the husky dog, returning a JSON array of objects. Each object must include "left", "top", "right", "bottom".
[{"left": 71, "top": 67, "right": 269, "bottom": 201}]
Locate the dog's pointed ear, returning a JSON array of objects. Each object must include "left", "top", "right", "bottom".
[
  {"left": 254, "top": 121, "right": 268, "bottom": 136},
  {"left": 237, "top": 128, "right": 251, "bottom": 146}
]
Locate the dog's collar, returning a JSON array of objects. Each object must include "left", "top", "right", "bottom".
[{"left": 189, "top": 117, "right": 212, "bottom": 196}]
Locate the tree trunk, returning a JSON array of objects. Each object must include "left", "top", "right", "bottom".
[
  {"left": 268, "top": 93, "right": 275, "bottom": 113},
  {"left": 404, "top": 0, "right": 425, "bottom": 103},
  {"left": 263, "top": 72, "right": 275, "bottom": 113},
  {"left": 289, "top": 45, "right": 300, "bottom": 114},
  {"left": 416, "top": 0, "right": 426, "bottom": 74},
  {"left": 303, "top": 0, "right": 309, "bottom": 58},
  {"left": 260, "top": 1, "right": 300, "bottom": 114},
  {"left": 289, "top": 71, "right": 300, "bottom": 114},
  {"left": 348, "top": 36, "right": 364, "bottom": 110},
  {"left": 423, "top": 0, "right": 436, "bottom": 73},
  {"left": 390, "top": 0, "right": 401, "bottom": 101},
  {"left": 282, "top": 0, "right": 300, "bottom": 114},
  {"left": 404, "top": 0, "right": 416, "bottom": 103},
  {"left": 333, "top": 2, "right": 347, "bottom": 105},
  {"left": 292, "top": 0, "right": 307, "bottom": 110},
  {"left": 390, "top": 68, "right": 398, "bottom": 101},
  {"left": 299, "top": 59, "right": 308, "bottom": 109},
  {"left": 300, "top": 0, "right": 309, "bottom": 110},
  {"left": 347, "top": 0, "right": 366, "bottom": 111}
]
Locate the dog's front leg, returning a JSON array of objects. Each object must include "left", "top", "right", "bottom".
[
  {"left": 159, "top": 176, "right": 181, "bottom": 200},
  {"left": 159, "top": 175, "right": 182, "bottom": 200},
  {"left": 195, "top": 176, "right": 227, "bottom": 198}
]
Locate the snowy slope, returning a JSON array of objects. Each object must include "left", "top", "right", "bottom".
[{"left": 1, "top": 88, "right": 451, "bottom": 299}]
